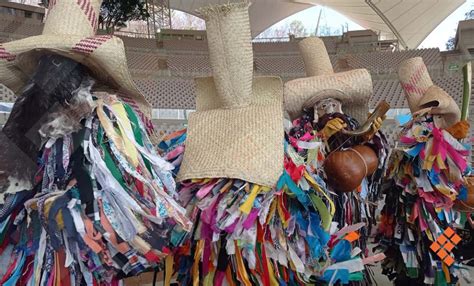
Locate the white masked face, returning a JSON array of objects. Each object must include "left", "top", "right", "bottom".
[{"left": 315, "top": 98, "right": 343, "bottom": 120}]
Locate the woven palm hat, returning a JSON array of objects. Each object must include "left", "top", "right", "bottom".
[
  {"left": 398, "top": 57, "right": 460, "bottom": 128},
  {"left": 0, "top": 0, "right": 151, "bottom": 117},
  {"left": 284, "top": 37, "right": 372, "bottom": 124},
  {"left": 177, "top": 2, "right": 284, "bottom": 187}
]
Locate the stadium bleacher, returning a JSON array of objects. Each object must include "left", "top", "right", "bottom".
[
  {"left": 346, "top": 48, "right": 442, "bottom": 74},
  {"left": 0, "top": 5, "right": 472, "bottom": 163},
  {"left": 134, "top": 77, "right": 196, "bottom": 109}
]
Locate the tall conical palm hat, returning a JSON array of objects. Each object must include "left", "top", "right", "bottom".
[
  {"left": 284, "top": 37, "right": 372, "bottom": 124},
  {"left": 398, "top": 57, "right": 460, "bottom": 129},
  {"left": 0, "top": 0, "right": 151, "bottom": 117},
  {"left": 177, "top": 2, "right": 284, "bottom": 187}
]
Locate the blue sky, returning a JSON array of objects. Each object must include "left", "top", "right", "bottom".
[{"left": 264, "top": 0, "right": 474, "bottom": 50}]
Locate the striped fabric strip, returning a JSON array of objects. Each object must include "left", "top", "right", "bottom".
[
  {"left": 0, "top": 45, "right": 16, "bottom": 61},
  {"left": 76, "top": 0, "right": 99, "bottom": 31},
  {"left": 121, "top": 96, "right": 155, "bottom": 134},
  {"left": 72, "top": 35, "right": 112, "bottom": 54}
]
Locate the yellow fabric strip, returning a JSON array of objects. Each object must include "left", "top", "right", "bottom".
[
  {"left": 203, "top": 271, "right": 215, "bottom": 286},
  {"left": 54, "top": 252, "right": 60, "bottom": 286},
  {"left": 240, "top": 185, "right": 261, "bottom": 214},
  {"left": 165, "top": 255, "right": 173, "bottom": 286},
  {"left": 442, "top": 262, "right": 451, "bottom": 283},
  {"left": 277, "top": 196, "right": 289, "bottom": 228},
  {"left": 266, "top": 200, "right": 277, "bottom": 225},
  {"left": 111, "top": 101, "right": 140, "bottom": 168},
  {"left": 303, "top": 172, "right": 335, "bottom": 216},
  {"left": 96, "top": 102, "right": 126, "bottom": 158},
  {"left": 267, "top": 260, "right": 279, "bottom": 286},
  {"left": 234, "top": 242, "right": 252, "bottom": 286},
  {"left": 193, "top": 240, "right": 205, "bottom": 286}
]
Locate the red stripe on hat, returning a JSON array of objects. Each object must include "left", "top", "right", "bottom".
[
  {"left": 401, "top": 64, "right": 429, "bottom": 97},
  {"left": 89, "top": 11, "right": 95, "bottom": 26},
  {"left": 408, "top": 65, "right": 426, "bottom": 88},
  {"left": 84, "top": 1, "right": 91, "bottom": 18},
  {"left": 91, "top": 14, "right": 97, "bottom": 31},
  {"left": 75, "top": 0, "right": 99, "bottom": 30},
  {"left": 79, "top": 38, "right": 106, "bottom": 46},
  {"left": 81, "top": 0, "right": 87, "bottom": 11},
  {"left": 72, "top": 47, "right": 95, "bottom": 54},
  {"left": 72, "top": 36, "right": 112, "bottom": 54},
  {"left": 0, "top": 45, "right": 16, "bottom": 61},
  {"left": 74, "top": 43, "right": 98, "bottom": 50}
]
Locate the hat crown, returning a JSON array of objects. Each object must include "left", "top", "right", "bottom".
[
  {"left": 299, "top": 37, "right": 334, "bottom": 77},
  {"left": 43, "top": 0, "right": 102, "bottom": 37},
  {"left": 398, "top": 57, "right": 434, "bottom": 113},
  {"left": 198, "top": 2, "right": 253, "bottom": 109}
]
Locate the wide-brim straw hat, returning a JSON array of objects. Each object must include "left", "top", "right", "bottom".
[
  {"left": 177, "top": 2, "right": 284, "bottom": 187},
  {"left": 398, "top": 57, "right": 460, "bottom": 128},
  {"left": 284, "top": 37, "right": 372, "bottom": 124},
  {"left": 0, "top": 0, "right": 151, "bottom": 118}
]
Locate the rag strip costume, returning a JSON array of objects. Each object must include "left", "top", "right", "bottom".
[
  {"left": 375, "top": 57, "right": 471, "bottom": 285},
  {"left": 284, "top": 37, "right": 390, "bottom": 285},
  {"left": 159, "top": 5, "right": 388, "bottom": 285},
  {"left": 0, "top": 0, "right": 191, "bottom": 284}
]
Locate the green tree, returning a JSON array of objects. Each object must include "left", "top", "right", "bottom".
[
  {"left": 288, "top": 20, "right": 306, "bottom": 37},
  {"left": 99, "top": 0, "right": 150, "bottom": 32}
]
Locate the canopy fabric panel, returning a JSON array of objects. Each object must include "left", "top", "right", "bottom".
[
  {"left": 299, "top": 0, "right": 465, "bottom": 49},
  {"left": 169, "top": 0, "right": 312, "bottom": 37},
  {"left": 169, "top": 0, "right": 465, "bottom": 49}
]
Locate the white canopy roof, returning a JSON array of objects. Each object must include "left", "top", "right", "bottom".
[{"left": 169, "top": 0, "right": 466, "bottom": 49}]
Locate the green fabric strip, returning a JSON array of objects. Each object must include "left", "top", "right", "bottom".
[
  {"left": 123, "top": 103, "right": 153, "bottom": 174},
  {"left": 97, "top": 126, "right": 127, "bottom": 189}
]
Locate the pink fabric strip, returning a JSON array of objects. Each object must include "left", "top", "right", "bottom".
[
  {"left": 362, "top": 253, "right": 386, "bottom": 265},
  {"left": 196, "top": 181, "right": 218, "bottom": 200},
  {"left": 166, "top": 146, "right": 184, "bottom": 160},
  {"left": 242, "top": 208, "right": 259, "bottom": 230}
]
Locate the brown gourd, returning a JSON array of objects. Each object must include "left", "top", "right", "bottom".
[{"left": 324, "top": 145, "right": 378, "bottom": 193}]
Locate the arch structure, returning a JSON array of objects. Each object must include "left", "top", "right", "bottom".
[{"left": 169, "top": 0, "right": 466, "bottom": 49}]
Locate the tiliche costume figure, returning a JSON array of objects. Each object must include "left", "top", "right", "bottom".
[
  {"left": 376, "top": 57, "right": 471, "bottom": 285},
  {"left": 161, "top": 24, "right": 390, "bottom": 284},
  {"left": 284, "top": 37, "right": 390, "bottom": 285},
  {"left": 0, "top": 0, "right": 191, "bottom": 284}
]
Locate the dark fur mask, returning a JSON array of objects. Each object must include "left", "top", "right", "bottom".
[{"left": 0, "top": 54, "right": 90, "bottom": 198}]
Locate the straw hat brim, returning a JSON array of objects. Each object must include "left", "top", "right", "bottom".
[
  {"left": 417, "top": 85, "right": 460, "bottom": 129},
  {"left": 0, "top": 34, "right": 151, "bottom": 116},
  {"left": 177, "top": 76, "right": 284, "bottom": 187},
  {"left": 284, "top": 68, "right": 372, "bottom": 123}
]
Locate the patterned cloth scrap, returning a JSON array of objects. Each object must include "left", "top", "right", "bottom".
[
  {"left": 160, "top": 113, "right": 388, "bottom": 285},
  {"left": 288, "top": 111, "right": 391, "bottom": 286},
  {"left": 376, "top": 114, "right": 471, "bottom": 285},
  {"left": 0, "top": 95, "right": 191, "bottom": 285}
]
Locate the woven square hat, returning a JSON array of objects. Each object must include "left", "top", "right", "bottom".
[
  {"left": 0, "top": 0, "right": 151, "bottom": 117},
  {"left": 398, "top": 57, "right": 460, "bottom": 129},
  {"left": 177, "top": 2, "right": 284, "bottom": 187},
  {"left": 284, "top": 37, "right": 373, "bottom": 124}
]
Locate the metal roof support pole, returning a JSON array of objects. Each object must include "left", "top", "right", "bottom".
[{"left": 365, "top": 0, "right": 409, "bottom": 50}]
